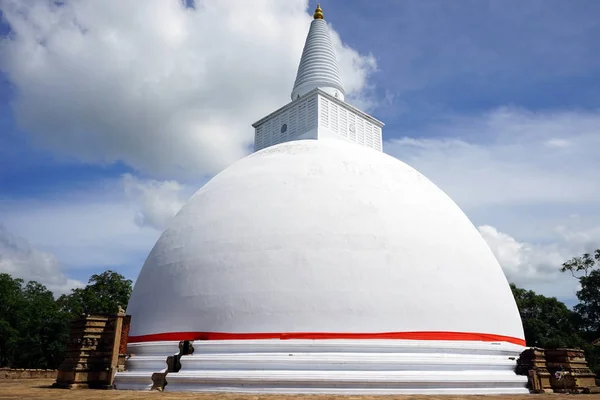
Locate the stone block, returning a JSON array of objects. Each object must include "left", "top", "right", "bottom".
[{"left": 53, "top": 312, "right": 130, "bottom": 390}]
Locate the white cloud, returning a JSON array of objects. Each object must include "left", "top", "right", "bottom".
[
  {"left": 0, "top": 172, "right": 201, "bottom": 279},
  {"left": 0, "top": 0, "right": 376, "bottom": 180},
  {"left": 0, "top": 185, "right": 161, "bottom": 273},
  {"left": 479, "top": 223, "right": 600, "bottom": 301},
  {"left": 554, "top": 224, "right": 600, "bottom": 256},
  {"left": 0, "top": 224, "right": 84, "bottom": 296},
  {"left": 385, "top": 107, "right": 600, "bottom": 301},
  {"left": 0, "top": 172, "right": 209, "bottom": 295},
  {"left": 122, "top": 173, "right": 194, "bottom": 230},
  {"left": 385, "top": 107, "right": 600, "bottom": 210},
  {"left": 480, "top": 225, "right": 571, "bottom": 292},
  {"left": 545, "top": 138, "right": 571, "bottom": 148},
  {"left": 328, "top": 27, "right": 377, "bottom": 111}
]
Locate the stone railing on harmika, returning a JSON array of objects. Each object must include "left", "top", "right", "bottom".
[
  {"left": 52, "top": 308, "right": 131, "bottom": 389},
  {"left": 517, "top": 347, "right": 599, "bottom": 394}
]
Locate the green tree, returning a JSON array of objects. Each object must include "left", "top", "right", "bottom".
[
  {"left": 560, "top": 250, "right": 599, "bottom": 278},
  {"left": 560, "top": 249, "right": 600, "bottom": 337},
  {"left": 0, "top": 273, "right": 25, "bottom": 367},
  {"left": 58, "top": 270, "right": 132, "bottom": 318},
  {"left": 0, "top": 275, "right": 70, "bottom": 369},
  {"left": 510, "top": 283, "right": 583, "bottom": 348},
  {"left": 0, "top": 269, "right": 133, "bottom": 369},
  {"left": 575, "top": 270, "right": 600, "bottom": 335},
  {"left": 14, "top": 281, "right": 70, "bottom": 369},
  {"left": 559, "top": 249, "right": 600, "bottom": 375}
]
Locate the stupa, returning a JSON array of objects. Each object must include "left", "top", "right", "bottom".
[{"left": 115, "top": 4, "right": 528, "bottom": 394}]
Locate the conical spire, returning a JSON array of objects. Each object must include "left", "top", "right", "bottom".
[{"left": 291, "top": 4, "right": 345, "bottom": 101}]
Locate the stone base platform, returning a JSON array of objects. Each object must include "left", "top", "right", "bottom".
[{"left": 115, "top": 339, "right": 528, "bottom": 394}]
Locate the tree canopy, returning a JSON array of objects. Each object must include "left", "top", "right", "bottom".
[
  {"left": 560, "top": 249, "right": 600, "bottom": 336},
  {"left": 509, "top": 283, "right": 583, "bottom": 349},
  {"left": 56, "top": 270, "right": 133, "bottom": 319},
  {"left": 575, "top": 268, "right": 600, "bottom": 335},
  {"left": 0, "top": 270, "right": 132, "bottom": 369},
  {"left": 559, "top": 249, "right": 600, "bottom": 373}
]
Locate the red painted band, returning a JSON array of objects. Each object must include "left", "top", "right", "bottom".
[{"left": 127, "top": 331, "right": 525, "bottom": 346}]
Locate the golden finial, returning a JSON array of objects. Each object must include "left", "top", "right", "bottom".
[{"left": 313, "top": 3, "right": 324, "bottom": 20}]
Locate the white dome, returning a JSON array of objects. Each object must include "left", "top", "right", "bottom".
[{"left": 126, "top": 138, "right": 524, "bottom": 345}]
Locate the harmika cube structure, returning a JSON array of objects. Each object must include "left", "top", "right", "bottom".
[{"left": 114, "top": 5, "right": 528, "bottom": 394}]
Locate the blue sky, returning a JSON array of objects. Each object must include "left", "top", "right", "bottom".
[{"left": 0, "top": 0, "right": 599, "bottom": 303}]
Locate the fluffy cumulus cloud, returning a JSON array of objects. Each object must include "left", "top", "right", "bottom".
[
  {"left": 479, "top": 223, "right": 600, "bottom": 301},
  {"left": 0, "top": 0, "right": 376, "bottom": 180},
  {"left": 0, "top": 224, "right": 83, "bottom": 296},
  {"left": 122, "top": 173, "right": 194, "bottom": 231},
  {"left": 385, "top": 107, "right": 600, "bottom": 300},
  {"left": 479, "top": 225, "right": 572, "bottom": 298}
]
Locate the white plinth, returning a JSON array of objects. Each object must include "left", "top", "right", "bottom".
[{"left": 116, "top": 339, "right": 528, "bottom": 394}]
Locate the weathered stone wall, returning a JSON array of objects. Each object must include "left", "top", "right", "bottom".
[
  {"left": 516, "top": 347, "right": 552, "bottom": 393},
  {"left": 0, "top": 368, "right": 57, "bottom": 380},
  {"left": 545, "top": 348, "right": 598, "bottom": 393},
  {"left": 518, "top": 347, "right": 600, "bottom": 394},
  {"left": 53, "top": 310, "right": 129, "bottom": 389},
  {"left": 119, "top": 315, "right": 131, "bottom": 356}
]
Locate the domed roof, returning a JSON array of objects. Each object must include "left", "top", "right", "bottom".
[{"left": 126, "top": 138, "right": 524, "bottom": 345}]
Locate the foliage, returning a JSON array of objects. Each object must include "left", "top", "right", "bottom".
[
  {"left": 559, "top": 248, "right": 600, "bottom": 374},
  {"left": 0, "top": 273, "right": 25, "bottom": 367},
  {"left": 57, "top": 270, "right": 133, "bottom": 319},
  {"left": 0, "top": 270, "right": 132, "bottom": 369},
  {"left": 560, "top": 249, "right": 600, "bottom": 278},
  {"left": 0, "top": 274, "right": 70, "bottom": 368},
  {"left": 574, "top": 268, "right": 600, "bottom": 335},
  {"left": 16, "top": 281, "right": 71, "bottom": 369},
  {"left": 561, "top": 249, "right": 600, "bottom": 335},
  {"left": 510, "top": 281, "right": 600, "bottom": 375},
  {"left": 510, "top": 284, "right": 582, "bottom": 348}
]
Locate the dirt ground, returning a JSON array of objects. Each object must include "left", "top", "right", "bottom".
[{"left": 1, "top": 380, "right": 600, "bottom": 400}]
